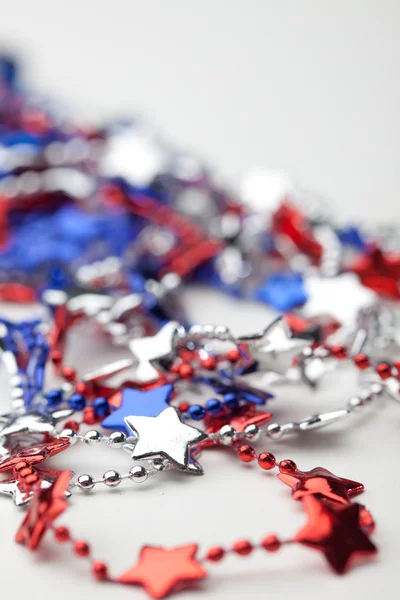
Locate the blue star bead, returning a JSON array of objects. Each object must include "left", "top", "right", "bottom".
[
  {"left": 102, "top": 384, "right": 174, "bottom": 435},
  {"left": 254, "top": 272, "right": 307, "bottom": 312}
]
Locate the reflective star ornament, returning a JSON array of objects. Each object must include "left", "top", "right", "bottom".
[{"left": 125, "top": 406, "right": 207, "bottom": 471}]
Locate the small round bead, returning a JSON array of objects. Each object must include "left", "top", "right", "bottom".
[
  {"left": 201, "top": 356, "right": 217, "bottom": 370},
  {"left": 84, "top": 429, "right": 102, "bottom": 444},
  {"left": 92, "top": 561, "right": 108, "bottom": 581},
  {"left": 51, "top": 349, "right": 62, "bottom": 364},
  {"left": 262, "top": 534, "right": 281, "bottom": 552},
  {"left": 77, "top": 474, "right": 95, "bottom": 491},
  {"left": 14, "top": 461, "right": 29, "bottom": 472},
  {"left": 129, "top": 465, "right": 148, "bottom": 483},
  {"left": 74, "top": 540, "right": 90, "bottom": 557},
  {"left": 108, "top": 431, "right": 127, "bottom": 448},
  {"left": 23, "top": 473, "right": 39, "bottom": 486},
  {"left": 178, "top": 363, "right": 194, "bottom": 379},
  {"left": 83, "top": 406, "right": 97, "bottom": 425},
  {"left": 19, "top": 467, "right": 34, "bottom": 478},
  {"left": 226, "top": 348, "right": 241, "bottom": 363},
  {"left": 279, "top": 459, "right": 297, "bottom": 474},
  {"left": 237, "top": 444, "right": 256, "bottom": 462},
  {"left": 266, "top": 423, "right": 283, "bottom": 439},
  {"left": 54, "top": 526, "right": 70, "bottom": 542},
  {"left": 62, "top": 367, "right": 76, "bottom": 382},
  {"left": 232, "top": 540, "right": 253, "bottom": 556},
  {"left": 258, "top": 452, "right": 276, "bottom": 470},
  {"left": 206, "top": 546, "right": 225, "bottom": 562},
  {"left": 64, "top": 420, "right": 80, "bottom": 432},
  {"left": 45, "top": 389, "right": 64, "bottom": 407},
  {"left": 103, "top": 470, "right": 121, "bottom": 487},
  {"left": 60, "top": 428, "right": 78, "bottom": 444},
  {"left": 244, "top": 423, "right": 260, "bottom": 441},
  {"left": 170, "top": 363, "right": 181, "bottom": 374},
  {"left": 370, "top": 382, "right": 384, "bottom": 396},
  {"left": 347, "top": 396, "right": 364, "bottom": 411},
  {"left": 215, "top": 325, "right": 229, "bottom": 339},
  {"left": 205, "top": 398, "right": 222, "bottom": 415},
  {"left": 354, "top": 353, "right": 370, "bottom": 370},
  {"left": 93, "top": 396, "right": 109, "bottom": 417},
  {"left": 223, "top": 392, "right": 238, "bottom": 410},
  {"left": 330, "top": 344, "right": 347, "bottom": 360},
  {"left": 68, "top": 393, "right": 85, "bottom": 411},
  {"left": 219, "top": 424, "right": 236, "bottom": 445},
  {"left": 188, "top": 404, "right": 205, "bottom": 421},
  {"left": 376, "top": 362, "right": 392, "bottom": 380},
  {"left": 178, "top": 401, "right": 190, "bottom": 413}
]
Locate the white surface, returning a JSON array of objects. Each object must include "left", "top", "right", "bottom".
[{"left": 0, "top": 2, "right": 399, "bottom": 599}]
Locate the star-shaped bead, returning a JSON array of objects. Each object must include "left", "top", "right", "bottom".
[
  {"left": 102, "top": 385, "right": 173, "bottom": 435},
  {"left": 118, "top": 544, "right": 207, "bottom": 598},
  {"left": 238, "top": 317, "right": 309, "bottom": 375},
  {"left": 128, "top": 321, "right": 184, "bottom": 384},
  {"left": 0, "top": 469, "right": 72, "bottom": 506},
  {"left": 0, "top": 408, "right": 73, "bottom": 459},
  {"left": 295, "top": 496, "right": 377, "bottom": 573},
  {"left": 204, "top": 405, "right": 272, "bottom": 434},
  {"left": 0, "top": 437, "right": 70, "bottom": 473},
  {"left": 302, "top": 273, "right": 377, "bottom": 327},
  {"left": 125, "top": 406, "right": 207, "bottom": 471},
  {"left": 278, "top": 466, "right": 364, "bottom": 503},
  {"left": 351, "top": 246, "right": 400, "bottom": 298},
  {"left": 15, "top": 470, "right": 71, "bottom": 550}
]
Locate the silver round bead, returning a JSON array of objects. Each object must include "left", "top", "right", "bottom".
[
  {"left": 302, "top": 347, "right": 313, "bottom": 358},
  {"left": 219, "top": 424, "right": 236, "bottom": 445},
  {"left": 12, "top": 399, "right": 25, "bottom": 411},
  {"left": 103, "top": 470, "right": 121, "bottom": 487},
  {"left": 129, "top": 465, "right": 148, "bottom": 483},
  {"left": 60, "top": 428, "right": 78, "bottom": 444},
  {"left": 244, "top": 423, "right": 260, "bottom": 441},
  {"left": 108, "top": 431, "right": 127, "bottom": 448},
  {"left": 370, "top": 382, "right": 385, "bottom": 396},
  {"left": 10, "top": 374, "right": 24, "bottom": 388},
  {"left": 10, "top": 388, "right": 24, "bottom": 400},
  {"left": 84, "top": 429, "right": 102, "bottom": 444},
  {"left": 77, "top": 474, "right": 95, "bottom": 491},
  {"left": 347, "top": 396, "right": 364, "bottom": 411},
  {"left": 214, "top": 325, "right": 229, "bottom": 339},
  {"left": 266, "top": 423, "right": 283, "bottom": 439}
]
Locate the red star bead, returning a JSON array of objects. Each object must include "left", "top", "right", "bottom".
[
  {"left": 0, "top": 437, "right": 70, "bottom": 473},
  {"left": 204, "top": 405, "right": 272, "bottom": 434},
  {"left": 295, "top": 496, "right": 377, "bottom": 573},
  {"left": 272, "top": 201, "right": 323, "bottom": 263},
  {"left": 351, "top": 246, "right": 400, "bottom": 298},
  {"left": 15, "top": 470, "right": 71, "bottom": 550},
  {"left": 278, "top": 466, "right": 364, "bottom": 503},
  {"left": 118, "top": 545, "right": 207, "bottom": 598}
]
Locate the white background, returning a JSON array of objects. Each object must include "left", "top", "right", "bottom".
[{"left": 0, "top": 2, "right": 399, "bottom": 599}]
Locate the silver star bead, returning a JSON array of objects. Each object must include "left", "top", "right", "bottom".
[
  {"left": 124, "top": 406, "right": 207, "bottom": 472},
  {"left": 0, "top": 408, "right": 73, "bottom": 459},
  {"left": 238, "top": 316, "right": 309, "bottom": 375},
  {"left": 0, "top": 471, "right": 72, "bottom": 506},
  {"left": 128, "top": 321, "right": 185, "bottom": 383}
]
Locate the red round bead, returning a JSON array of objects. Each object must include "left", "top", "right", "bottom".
[
  {"left": 64, "top": 420, "right": 80, "bottom": 432},
  {"left": 92, "top": 561, "right": 108, "bottom": 581},
  {"left": 201, "top": 356, "right": 218, "bottom": 370},
  {"left": 279, "top": 459, "right": 297, "bottom": 474},
  {"left": 178, "top": 401, "right": 190, "bottom": 413},
  {"left": 393, "top": 361, "right": 400, "bottom": 377},
  {"left": 75, "top": 382, "right": 88, "bottom": 395},
  {"left": 54, "top": 526, "right": 70, "bottom": 542},
  {"left": 262, "top": 534, "right": 281, "bottom": 552},
  {"left": 178, "top": 363, "right": 194, "bottom": 380},
  {"left": 206, "top": 546, "right": 225, "bottom": 562},
  {"left": 226, "top": 348, "right": 241, "bottom": 363},
  {"left": 19, "top": 467, "right": 34, "bottom": 478},
  {"left": 74, "top": 540, "right": 90, "bottom": 557},
  {"left": 354, "top": 353, "right": 370, "bottom": 370},
  {"left": 376, "top": 362, "right": 392, "bottom": 380},
  {"left": 62, "top": 366, "right": 76, "bottom": 382},
  {"left": 170, "top": 363, "right": 181, "bottom": 374},
  {"left": 237, "top": 445, "right": 256, "bottom": 463},
  {"left": 24, "top": 473, "right": 39, "bottom": 486},
  {"left": 258, "top": 452, "right": 276, "bottom": 470},
  {"left": 232, "top": 540, "right": 253, "bottom": 556},
  {"left": 83, "top": 406, "right": 97, "bottom": 425},
  {"left": 330, "top": 345, "right": 347, "bottom": 360},
  {"left": 14, "top": 461, "right": 29, "bottom": 472},
  {"left": 51, "top": 349, "right": 62, "bottom": 365}
]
